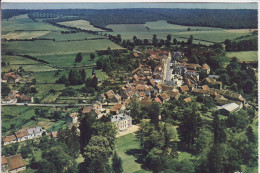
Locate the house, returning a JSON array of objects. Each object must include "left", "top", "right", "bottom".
[
  {"left": 154, "top": 84, "right": 162, "bottom": 94},
  {"left": 2, "top": 156, "right": 8, "bottom": 173},
  {"left": 202, "top": 63, "right": 210, "bottom": 74},
  {"left": 111, "top": 111, "right": 132, "bottom": 131},
  {"left": 154, "top": 97, "right": 162, "bottom": 104},
  {"left": 172, "top": 74, "right": 183, "bottom": 87},
  {"left": 51, "top": 131, "right": 58, "bottom": 139},
  {"left": 3, "top": 72, "right": 19, "bottom": 84},
  {"left": 19, "top": 94, "right": 33, "bottom": 103},
  {"left": 165, "top": 90, "right": 181, "bottom": 100},
  {"left": 1, "top": 154, "right": 26, "bottom": 173},
  {"left": 113, "top": 103, "right": 126, "bottom": 111},
  {"left": 26, "top": 127, "right": 45, "bottom": 139},
  {"left": 82, "top": 105, "right": 100, "bottom": 118},
  {"left": 218, "top": 103, "right": 241, "bottom": 115},
  {"left": 184, "top": 97, "right": 192, "bottom": 103},
  {"left": 158, "top": 92, "right": 170, "bottom": 103},
  {"left": 179, "top": 85, "right": 189, "bottom": 93},
  {"left": 2, "top": 135, "right": 17, "bottom": 146},
  {"left": 204, "top": 78, "right": 222, "bottom": 89},
  {"left": 15, "top": 130, "right": 29, "bottom": 142},
  {"left": 185, "top": 63, "right": 201, "bottom": 71},
  {"left": 110, "top": 107, "right": 119, "bottom": 115},
  {"left": 202, "top": 85, "right": 210, "bottom": 91},
  {"left": 105, "top": 90, "right": 115, "bottom": 100},
  {"left": 66, "top": 113, "right": 79, "bottom": 125},
  {"left": 140, "top": 97, "right": 152, "bottom": 106}
]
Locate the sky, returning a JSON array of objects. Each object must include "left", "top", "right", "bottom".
[{"left": 1, "top": 2, "right": 258, "bottom": 10}]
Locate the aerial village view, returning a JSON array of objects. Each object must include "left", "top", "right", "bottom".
[{"left": 1, "top": 2, "right": 258, "bottom": 173}]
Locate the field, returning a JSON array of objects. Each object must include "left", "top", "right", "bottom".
[
  {"left": 39, "top": 31, "right": 104, "bottom": 41},
  {"left": 2, "top": 14, "right": 67, "bottom": 32},
  {"left": 105, "top": 20, "right": 253, "bottom": 43},
  {"left": 116, "top": 133, "right": 151, "bottom": 173},
  {"left": 58, "top": 19, "right": 106, "bottom": 31},
  {"left": 2, "top": 39, "right": 123, "bottom": 56},
  {"left": 227, "top": 51, "right": 258, "bottom": 62},
  {"left": 2, "top": 31, "right": 51, "bottom": 39},
  {"left": 2, "top": 55, "right": 39, "bottom": 65},
  {"left": 1, "top": 63, "right": 57, "bottom": 73}
]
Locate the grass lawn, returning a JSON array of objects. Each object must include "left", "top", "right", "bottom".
[
  {"left": 226, "top": 51, "right": 258, "bottom": 62},
  {"left": 116, "top": 133, "right": 151, "bottom": 173},
  {"left": 2, "top": 39, "right": 123, "bottom": 56}
]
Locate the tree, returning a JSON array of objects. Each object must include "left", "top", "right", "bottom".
[
  {"left": 246, "top": 126, "right": 255, "bottom": 143},
  {"left": 112, "top": 152, "right": 123, "bottom": 173},
  {"left": 187, "top": 28, "right": 191, "bottom": 31},
  {"left": 91, "top": 75, "right": 98, "bottom": 89},
  {"left": 167, "top": 34, "right": 171, "bottom": 42},
  {"left": 84, "top": 136, "right": 112, "bottom": 173},
  {"left": 213, "top": 115, "right": 226, "bottom": 144},
  {"left": 173, "top": 38, "right": 177, "bottom": 45},
  {"left": 127, "top": 95, "right": 142, "bottom": 123},
  {"left": 147, "top": 102, "right": 161, "bottom": 126},
  {"left": 90, "top": 53, "right": 95, "bottom": 60},
  {"left": 152, "top": 34, "right": 158, "bottom": 46},
  {"left": 187, "top": 35, "right": 193, "bottom": 45},
  {"left": 75, "top": 52, "right": 83, "bottom": 62},
  {"left": 145, "top": 148, "right": 166, "bottom": 173},
  {"left": 1, "top": 82, "right": 11, "bottom": 96},
  {"left": 80, "top": 69, "right": 86, "bottom": 83}
]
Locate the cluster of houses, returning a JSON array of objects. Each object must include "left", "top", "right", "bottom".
[
  {"left": 2, "top": 72, "right": 20, "bottom": 84},
  {"left": 2, "top": 127, "right": 45, "bottom": 146},
  {"left": 2, "top": 90, "right": 33, "bottom": 104},
  {"left": 2, "top": 154, "right": 26, "bottom": 173}
]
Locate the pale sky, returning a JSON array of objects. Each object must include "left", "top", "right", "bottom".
[{"left": 1, "top": 2, "right": 258, "bottom": 10}]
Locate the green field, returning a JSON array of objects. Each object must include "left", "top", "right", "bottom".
[
  {"left": 2, "top": 39, "right": 123, "bottom": 56},
  {"left": 2, "top": 63, "right": 57, "bottom": 73},
  {"left": 105, "top": 20, "right": 252, "bottom": 43},
  {"left": 116, "top": 133, "right": 151, "bottom": 173},
  {"left": 2, "top": 55, "right": 39, "bottom": 65},
  {"left": 2, "top": 14, "right": 67, "bottom": 32},
  {"left": 39, "top": 31, "right": 104, "bottom": 41},
  {"left": 227, "top": 51, "right": 258, "bottom": 62}
]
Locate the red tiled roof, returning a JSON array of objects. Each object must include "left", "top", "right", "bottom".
[
  {"left": 20, "top": 94, "right": 31, "bottom": 101},
  {"left": 202, "top": 63, "right": 210, "bottom": 70},
  {"left": 154, "top": 97, "right": 162, "bottom": 104},
  {"left": 114, "top": 103, "right": 123, "bottom": 110},
  {"left": 136, "top": 84, "right": 146, "bottom": 91},
  {"left": 15, "top": 130, "right": 29, "bottom": 138},
  {"left": 3, "top": 135, "right": 17, "bottom": 143},
  {"left": 110, "top": 107, "right": 118, "bottom": 112},
  {"left": 70, "top": 113, "right": 79, "bottom": 119},
  {"left": 105, "top": 90, "right": 115, "bottom": 99},
  {"left": 156, "top": 84, "right": 162, "bottom": 90},
  {"left": 184, "top": 97, "right": 192, "bottom": 103},
  {"left": 179, "top": 85, "right": 189, "bottom": 92},
  {"left": 202, "top": 85, "right": 210, "bottom": 91},
  {"left": 159, "top": 92, "right": 170, "bottom": 100},
  {"left": 2, "top": 156, "right": 7, "bottom": 165},
  {"left": 139, "top": 92, "right": 146, "bottom": 97},
  {"left": 6, "top": 154, "right": 26, "bottom": 171},
  {"left": 82, "top": 106, "right": 93, "bottom": 114}
]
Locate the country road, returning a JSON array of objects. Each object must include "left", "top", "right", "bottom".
[{"left": 1, "top": 103, "right": 116, "bottom": 107}]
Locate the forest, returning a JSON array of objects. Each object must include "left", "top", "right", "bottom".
[{"left": 2, "top": 8, "right": 258, "bottom": 29}]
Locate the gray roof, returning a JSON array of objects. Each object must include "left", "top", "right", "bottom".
[
  {"left": 27, "top": 127, "right": 43, "bottom": 135},
  {"left": 217, "top": 103, "right": 240, "bottom": 112},
  {"left": 111, "top": 113, "right": 132, "bottom": 123}
]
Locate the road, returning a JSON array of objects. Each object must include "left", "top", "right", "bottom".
[{"left": 2, "top": 103, "right": 116, "bottom": 107}]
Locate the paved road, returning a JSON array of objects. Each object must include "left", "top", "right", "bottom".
[{"left": 2, "top": 103, "right": 116, "bottom": 107}]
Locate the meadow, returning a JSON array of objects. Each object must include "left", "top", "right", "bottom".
[
  {"left": 58, "top": 19, "right": 106, "bottom": 32},
  {"left": 105, "top": 20, "right": 252, "bottom": 43},
  {"left": 227, "top": 51, "right": 258, "bottom": 62},
  {"left": 39, "top": 31, "right": 104, "bottom": 41},
  {"left": 2, "top": 39, "right": 123, "bottom": 56},
  {"left": 2, "top": 14, "right": 67, "bottom": 32},
  {"left": 2, "top": 31, "right": 51, "bottom": 40},
  {"left": 2, "top": 55, "right": 39, "bottom": 65}
]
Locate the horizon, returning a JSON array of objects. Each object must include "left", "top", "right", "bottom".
[{"left": 1, "top": 2, "right": 258, "bottom": 10}]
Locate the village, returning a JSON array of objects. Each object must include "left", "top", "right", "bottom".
[{"left": 1, "top": 47, "right": 249, "bottom": 172}]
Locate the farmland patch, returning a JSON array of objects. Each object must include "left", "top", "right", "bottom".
[{"left": 58, "top": 19, "right": 105, "bottom": 31}]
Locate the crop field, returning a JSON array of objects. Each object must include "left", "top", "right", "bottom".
[
  {"left": 2, "top": 39, "right": 123, "bottom": 56},
  {"left": 105, "top": 20, "right": 252, "bottom": 43},
  {"left": 2, "top": 31, "right": 51, "bottom": 40},
  {"left": 2, "top": 14, "right": 67, "bottom": 32},
  {"left": 58, "top": 19, "right": 106, "bottom": 31},
  {"left": 39, "top": 31, "right": 104, "bottom": 41},
  {"left": 227, "top": 51, "right": 258, "bottom": 62}
]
